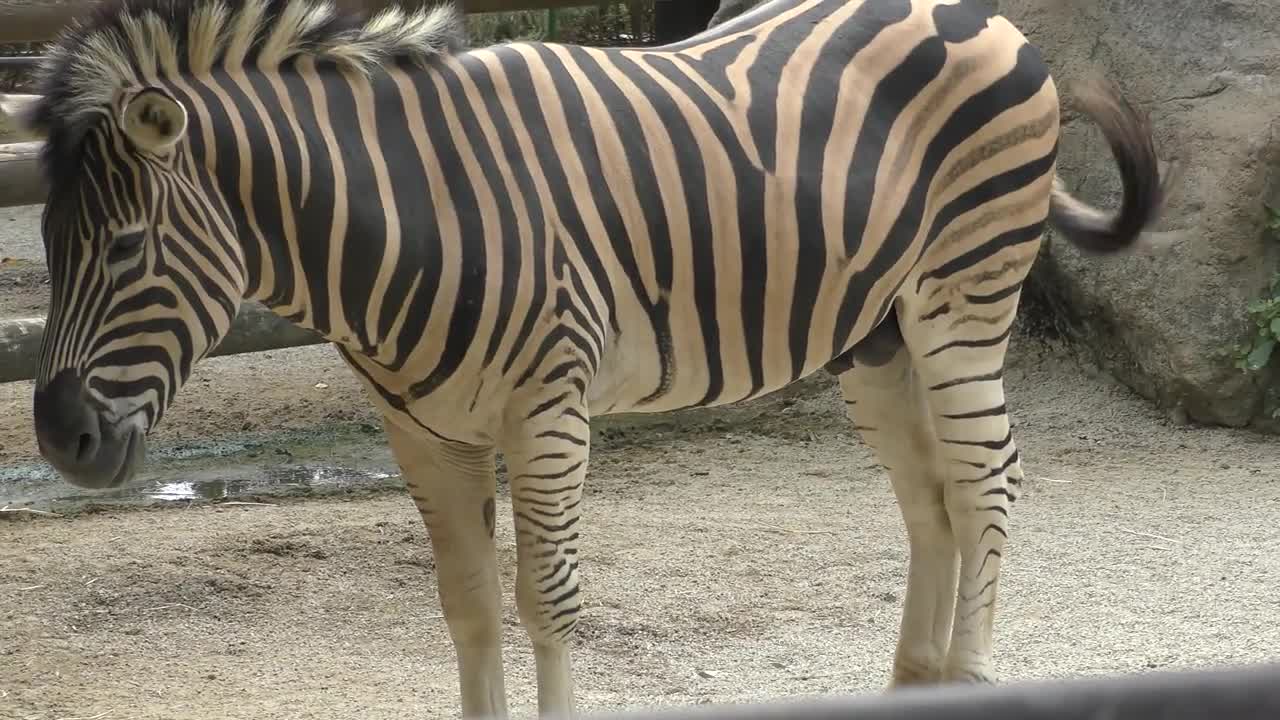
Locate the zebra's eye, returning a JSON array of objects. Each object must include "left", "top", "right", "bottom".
[{"left": 107, "top": 231, "right": 146, "bottom": 265}]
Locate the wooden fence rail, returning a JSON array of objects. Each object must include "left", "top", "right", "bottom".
[{"left": 0, "top": 305, "right": 328, "bottom": 384}]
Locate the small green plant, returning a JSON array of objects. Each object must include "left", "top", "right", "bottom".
[
  {"left": 1267, "top": 203, "right": 1280, "bottom": 235},
  {"left": 1236, "top": 271, "right": 1280, "bottom": 372},
  {"left": 1236, "top": 203, "right": 1280, "bottom": 378}
]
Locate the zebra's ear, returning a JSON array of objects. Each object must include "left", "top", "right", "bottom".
[{"left": 120, "top": 87, "right": 188, "bottom": 155}]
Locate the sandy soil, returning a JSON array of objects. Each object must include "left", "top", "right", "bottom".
[
  {"left": 4, "top": 192, "right": 1280, "bottom": 718},
  {"left": 2, "top": 320, "right": 1279, "bottom": 719}
]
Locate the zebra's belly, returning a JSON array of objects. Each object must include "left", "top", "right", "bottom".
[{"left": 584, "top": 271, "right": 897, "bottom": 418}]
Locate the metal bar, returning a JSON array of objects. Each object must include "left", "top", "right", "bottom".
[
  {"left": 0, "top": 303, "right": 328, "bottom": 384},
  {"left": 588, "top": 664, "right": 1280, "bottom": 720},
  {"left": 0, "top": 56, "right": 45, "bottom": 68},
  {"left": 547, "top": 8, "right": 560, "bottom": 41}
]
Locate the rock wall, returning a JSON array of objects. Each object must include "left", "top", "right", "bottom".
[{"left": 998, "top": 0, "right": 1280, "bottom": 429}]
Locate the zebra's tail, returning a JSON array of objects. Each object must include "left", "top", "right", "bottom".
[{"left": 1047, "top": 76, "right": 1179, "bottom": 254}]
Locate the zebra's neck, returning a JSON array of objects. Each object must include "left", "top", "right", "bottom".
[{"left": 187, "top": 57, "right": 471, "bottom": 366}]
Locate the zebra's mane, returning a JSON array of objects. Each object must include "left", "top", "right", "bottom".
[{"left": 26, "top": 0, "right": 467, "bottom": 179}]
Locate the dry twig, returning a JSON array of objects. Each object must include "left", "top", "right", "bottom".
[
  {"left": 791, "top": 669, "right": 859, "bottom": 681},
  {"left": 724, "top": 523, "right": 841, "bottom": 536},
  {"left": 0, "top": 505, "right": 60, "bottom": 516},
  {"left": 54, "top": 710, "right": 114, "bottom": 720},
  {"left": 143, "top": 603, "right": 198, "bottom": 613},
  {"left": 1118, "top": 527, "right": 1182, "bottom": 545}
]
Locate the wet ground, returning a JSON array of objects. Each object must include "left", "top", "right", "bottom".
[{"left": 0, "top": 423, "right": 401, "bottom": 511}]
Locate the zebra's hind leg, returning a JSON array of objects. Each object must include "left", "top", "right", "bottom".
[
  {"left": 501, "top": 388, "right": 591, "bottom": 718},
  {"left": 382, "top": 419, "right": 509, "bottom": 719},
  {"left": 838, "top": 318, "right": 957, "bottom": 686},
  {"left": 897, "top": 281, "right": 1029, "bottom": 685}
]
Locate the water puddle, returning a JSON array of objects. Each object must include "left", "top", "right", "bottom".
[
  {"left": 0, "top": 424, "right": 403, "bottom": 514},
  {"left": 142, "top": 465, "right": 397, "bottom": 502},
  {"left": 1, "top": 460, "right": 402, "bottom": 512}
]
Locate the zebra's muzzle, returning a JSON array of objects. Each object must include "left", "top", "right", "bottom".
[{"left": 33, "top": 370, "right": 147, "bottom": 489}]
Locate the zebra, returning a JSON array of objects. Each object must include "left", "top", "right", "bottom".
[{"left": 16, "top": 0, "right": 1173, "bottom": 716}]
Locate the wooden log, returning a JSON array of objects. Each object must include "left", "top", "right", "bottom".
[
  {"left": 0, "top": 317, "right": 42, "bottom": 384},
  {"left": 204, "top": 303, "right": 329, "bottom": 360},
  {"left": 0, "top": 303, "right": 329, "bottom": 384},
  {"left": 0, "top": 56, "right": 45, "bottom": 68}
]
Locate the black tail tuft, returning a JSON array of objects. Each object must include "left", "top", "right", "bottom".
[{"left": 1048, "top": 77, "right": 1178, "bottom": 254}]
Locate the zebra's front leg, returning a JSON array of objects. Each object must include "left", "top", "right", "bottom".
[
  {"left": 502, "top": 390, "right": 591, "bottom": 719},
  {"left": 383, "top": 419, "right": 509, "bottom": 719}
]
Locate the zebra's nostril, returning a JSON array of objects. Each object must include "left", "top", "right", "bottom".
[
  {"left": 34, "top": 369, "right": 104, "bottom": 469},
  {"left": 75, "top": 431, "right": 97, "bottom": 462}
]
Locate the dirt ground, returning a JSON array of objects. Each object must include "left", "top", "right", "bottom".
[
  {"left": 3, "top": 201, "right": 1280, "bottom": 719},
  {"left": 3, "top": 305, "right": 1279, "bottom": 719}
]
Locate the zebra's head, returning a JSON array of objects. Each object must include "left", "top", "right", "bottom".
[
  {"left": 18, "top": 84, "right": 245, "bottom": 489},
  {"left": 15, "top": 0, "right": 466, "bottom": 489}
]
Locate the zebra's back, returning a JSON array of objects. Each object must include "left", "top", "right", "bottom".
[{"left": 443, "top": 0, "right": 1059, "bottom": 416}]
